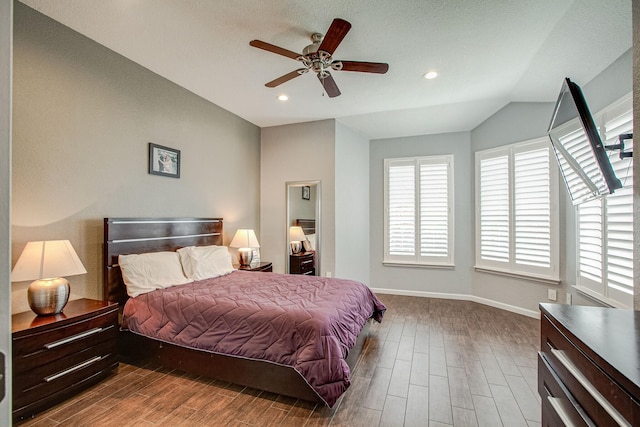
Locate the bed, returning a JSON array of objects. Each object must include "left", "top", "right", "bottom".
[{"left": 103, "top": 217, "right": 385, "bottom": 406}]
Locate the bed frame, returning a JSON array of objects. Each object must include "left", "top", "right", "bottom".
[
  {"left": 103, "top": 217, "right": 369, "bottom": 404},
  {"left": 295, "top": 218, "right": 316, "bottom": 235}
]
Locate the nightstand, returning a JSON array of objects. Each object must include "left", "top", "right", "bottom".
[
  {"left": 237, "top": 262, "right": 273, "bottom": 272},
  {"left": 12, "top": 298, "right": 119, "bottom": 421},
  {"left": 290, "top": 251, "right": 315, "bottom": 275}
]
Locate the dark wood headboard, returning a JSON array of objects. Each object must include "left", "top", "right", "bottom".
[
  {"left": 103, "top": 217, "right": 223, "bottom": 306},
  {"left": 295, "top": 219, "right": 315, "bottom": 235}
]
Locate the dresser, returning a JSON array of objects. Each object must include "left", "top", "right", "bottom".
[
  {"left": 12, "top": 298, "right": 119, "bottom": 421},
  {"left": 290, "top": 251, "right": 315, "bottom": 275},
  {"left": 538, "top": 303, "right": 640, "bottom": 426}
]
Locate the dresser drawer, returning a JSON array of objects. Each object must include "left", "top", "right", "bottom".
[
  {"left": 541, "top": 313, "right": 639, "bottom": 426},
  {"left": 538, "top": 352, "right": 594, "bottom": 427}
]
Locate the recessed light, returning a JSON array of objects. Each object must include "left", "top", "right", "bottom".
[
  {"left": 278, "top": 94, "right": 289, "bottom": 101},
  {"left": 423, "top": 71, "right": 438, "bottom": 80}
]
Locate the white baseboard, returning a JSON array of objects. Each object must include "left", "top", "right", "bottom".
[{"left": 370, "top": 287, "right": 540, "bottom": 319}]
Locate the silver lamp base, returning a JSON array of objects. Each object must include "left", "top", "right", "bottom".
[
  {"left": 290, "top": 241, "right": 302, "bottom": 254},
  {"left": 238, "top": 249, "right": 253, "bottom": 266},
  {"left": 28, "top": 277, "right": 70, "bottom": 316}
]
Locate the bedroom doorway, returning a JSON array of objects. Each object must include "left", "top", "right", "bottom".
[{"left": 286, "top": 181, "right": 321, "bottom": 275}]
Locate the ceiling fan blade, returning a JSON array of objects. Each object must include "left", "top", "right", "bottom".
[
  {"left": 318, "top": 19, "right": 351, "bottom": 55},
  {"left": 250, "top": 40, "right": 301, "bottom": 60},
  {"left": 265, "top": 69, "right": 307, "bottom": 88},
  {"left": 340, "top": 60, "right": 389, "bottom": 74},
  {"left": 318, "top": 72, "right": 341, "bottom": 98}
]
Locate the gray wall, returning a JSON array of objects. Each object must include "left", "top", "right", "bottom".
[
  {"left": 335, "top": 122, "right": 370, "bottom": 284},
  {"left": 288, "top": 185, "right": 316, "bottom": 224},
  {"left": 261, "top": 120, "right": 336, "bottom": 275},
  {"left": 11, "top": 3, "right": 261, "bottom": 313},
  {"left": 0, "top": 0, "right": 11, "bottom": 422},
  {"left": 369, "top": 131, "right": 473, "bottom": 297}
]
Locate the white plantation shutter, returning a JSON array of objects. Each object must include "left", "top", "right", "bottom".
[
  {"left": 387, "top": 161, "right": 415, "bottom": 256},
  {"left": 576, "top": 99, "right": 633, "bottom": 307},
  {"left": 479, "top": 156, "right": 509, "bottom": 263},
  {"left": 554, "top": 127, "right": 607, "bottom": 204},
  {"left": 384, "top": 156, "right": 453, "bottom": 265},
  {"left": 475, "top": 139, "right": 558, "bottom": 281},
  {"left": 578, "top": 199, "right": 603, "bottom": 284},
  {"left": 514, "top": 148, "right": 551, "bottom": 268},
  {"left": 420, "top": 162, "right": 449, "bottom": 257}
]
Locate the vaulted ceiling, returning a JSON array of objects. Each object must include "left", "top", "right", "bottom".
[{"left": 20, "top": 0, "right": 632, "bottom": 139}]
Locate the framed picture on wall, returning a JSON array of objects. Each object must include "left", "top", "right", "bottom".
[
  {"left": 149, "top": 143, "right": 181, "bottom": 178},
  {"left": 302, "top": 186, "right": 310, "bottom": 200}
]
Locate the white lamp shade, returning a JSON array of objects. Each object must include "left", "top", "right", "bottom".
[
  {"left": 11, "top": 240, "right": 87, "bottom": 282},
  {"left": 289, "top": 226, "right": 306, "bottom": 242},
  {"left": 229, "top": 229, "right": 260, "bottom": 249}
]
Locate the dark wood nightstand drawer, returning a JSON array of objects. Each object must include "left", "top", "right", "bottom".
[
  {"left": 13, "top": 351, "right": 118, "bottom": 409},
  {"left": 13, "top": 310, "right": 117, "bottom": 362},
  {"left": 12, "top": 298, "right": 119, "bottom": 421},
  {"left": 290, "top": 251, "right": 315, "bottom": 275}
]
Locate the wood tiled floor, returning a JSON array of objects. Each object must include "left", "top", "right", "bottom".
[{"left": 17, "top": 294, "right": 542, "bottom": 426}]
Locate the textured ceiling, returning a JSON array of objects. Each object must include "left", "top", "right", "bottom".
[{"left": 19, "top": 0, "right": 632, "bottom": 139}]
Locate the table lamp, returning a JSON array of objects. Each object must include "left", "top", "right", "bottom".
[
  {"left": 289, "top": 226, "right": 306, "bottom": 254},
  {"left": 11, "top": 240, "right": 87, "bottom": 316},
  {"left": 230, "top": 229, "right": 260, "bottom": 266}
]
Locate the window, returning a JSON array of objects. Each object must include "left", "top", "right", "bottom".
[
  {"left": 475, "top": 138, "right": 559, "bottom": 282},
  {"left": 384, "top": 155, "right": 454, "bottom": 266},
  {"left": 576, "top": 95, "right": 633, "bottom": 308}
]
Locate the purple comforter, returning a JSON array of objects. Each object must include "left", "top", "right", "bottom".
[{"left": 122, "top": 270, "right": 386, "bottom": 406}]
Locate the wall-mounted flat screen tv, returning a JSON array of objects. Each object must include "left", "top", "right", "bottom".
[{"left": 547, "top": 77, "right": 622, "bottom": 205}]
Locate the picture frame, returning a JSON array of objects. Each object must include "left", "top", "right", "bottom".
[
  {"left": 302, "top": 185, "right": 310, "bottom": 200},
  {"left": 149, "top": 143, "right": 180, "bottom": 178}
]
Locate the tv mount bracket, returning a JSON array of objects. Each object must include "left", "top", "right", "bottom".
[{"left": 605, "top": 133, "right": 633, "bottom": 159}]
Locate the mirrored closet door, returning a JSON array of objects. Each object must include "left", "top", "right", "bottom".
[{"left": 286, "top": 181, "right": 321, "bottom": 275}]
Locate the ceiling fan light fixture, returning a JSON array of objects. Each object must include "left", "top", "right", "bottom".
[
  {"left": 278, "top": 94, "right": 289, "bottom": 101},
  {"left": 424, "top": 71, "right": 438, "bottom": 80}
]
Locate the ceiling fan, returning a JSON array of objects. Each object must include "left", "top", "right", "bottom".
[{"left": 249, "top": 18, "right": 389, "bottom": 98}]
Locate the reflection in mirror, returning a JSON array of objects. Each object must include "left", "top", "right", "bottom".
[{"left": 286, "top": 181, "right": 321, "bottom": 275}]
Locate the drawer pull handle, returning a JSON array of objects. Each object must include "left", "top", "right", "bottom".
[
  {"left": 547, "top": 397, "right": 578, "bottom": 427},
  {"left": 45, "top": 326, "right": 110, "bottom": 349},
  {"left": 550, "top": 348, "right": 630, "bottom": 427},
  {"left": 44, "top": 355, "right": 104, "bottom": 382}
]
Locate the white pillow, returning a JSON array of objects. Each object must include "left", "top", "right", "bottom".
[
  {"left": 119, "top": 251, "right": 192, "bottom": 297},
  {"left": 177, "top": 245, "right": 235, "bottom": 281},
  {"left": 304, "top": 234, "right": 316, "bottom": 251}
]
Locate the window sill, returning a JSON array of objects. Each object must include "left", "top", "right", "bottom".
[
  {"left": 474, "top": 266, "right": 560, "bottom": 285},
  {"left": 572, "top": 285, "right": 631, "bottom": 309},
  {"left": 383, "top": 261, "right": 454, "bottom": 269}
]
